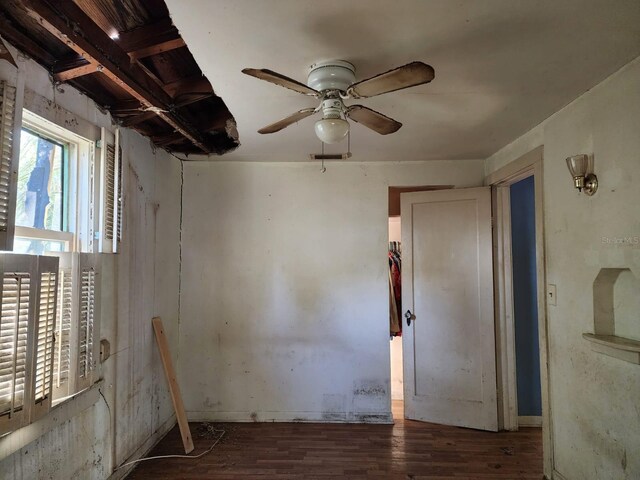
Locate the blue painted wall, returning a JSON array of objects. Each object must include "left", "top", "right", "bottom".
[{"left": 510, "top": 176, "right": 542, "bottom": 417}]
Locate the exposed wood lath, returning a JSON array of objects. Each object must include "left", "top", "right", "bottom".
[{"left": 0, "top": 0, "right": 239, "bottom": 156}]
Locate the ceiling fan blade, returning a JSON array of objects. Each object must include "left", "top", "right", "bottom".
[
  {"left": 258, "top": 108, "right": 317, "bottom": 134},
  {"left": 242, "top": 68, "right": 318, "bottom": 96},
  {"left": 346, "top": 105, "right": 402, "bottom": 135},
  {"left": 347, "top": 61, "right": 435, "bottom": 99}
]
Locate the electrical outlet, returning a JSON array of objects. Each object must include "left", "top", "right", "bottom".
[
  {"left": 100, "top": 339, "right": 111, "bottom": 363},
  {"left": 547, "top": 284, "right": 557, "bottom": 306}
]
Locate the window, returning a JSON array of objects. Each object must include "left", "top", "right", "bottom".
[
  {"left": 0, "top": 93, "right": 116, "bottom": 435},
  {"left": 13, "top": 110, "right": 95, "bottom": 255}
]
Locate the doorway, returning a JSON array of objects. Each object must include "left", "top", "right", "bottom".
[
  {"left": 510, "top": 176, "right": 542, "bottom": 427},
  {"left": 487, "top": 146, "right": 552, "bottom": 476},
  {"left": 388, "top": 185, "right": 453, "bottom": 420}
]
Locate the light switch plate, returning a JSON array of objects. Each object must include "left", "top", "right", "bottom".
[{"left": 547, "top": 284, "right": 557, "bottom": 306}]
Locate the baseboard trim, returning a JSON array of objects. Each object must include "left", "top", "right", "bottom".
[
  {"left": 107, "top": 414, "right": 176, "bottom": 480},
  {"left": 187, "top": 410, "right": 394, "bottom": 424},
  {"left": 518, "top": 415, "right": 542, "bottom": 427}
]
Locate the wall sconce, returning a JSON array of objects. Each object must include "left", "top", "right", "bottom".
[{"left": 566, "top": 154, "right": 598, "bottom": 195}]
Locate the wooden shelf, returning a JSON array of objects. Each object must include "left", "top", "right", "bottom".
[{"left": 583, "top": 333, "right": 640, "bottom": 364}]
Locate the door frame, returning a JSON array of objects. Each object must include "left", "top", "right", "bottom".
[{"left": 485, "top": 146, "right": 553, "bottom": 477}]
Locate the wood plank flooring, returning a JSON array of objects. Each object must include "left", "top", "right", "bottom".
[{"left": 128, "top": 402, "right": 542, "bottom": 479}]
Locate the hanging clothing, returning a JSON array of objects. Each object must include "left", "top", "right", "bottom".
[
  {"left": 389, "top": 243, "right": 402, "bottom": 336},
  {"left": 389, "top": 269, "right": 400, "bottom": 335}
]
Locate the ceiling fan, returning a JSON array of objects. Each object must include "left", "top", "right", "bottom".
[{"left": 242, "top": 60, "right": 435, "bottom": 144}]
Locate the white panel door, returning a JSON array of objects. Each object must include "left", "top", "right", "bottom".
[{"left": 401, "top": 187, "right": 497, "bottom": 431}]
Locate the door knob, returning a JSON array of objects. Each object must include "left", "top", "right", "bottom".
[{"left": 405, "top": 309, "right": 416, "bottom": 326}]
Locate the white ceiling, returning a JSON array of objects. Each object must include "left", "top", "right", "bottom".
[{"left": 165, "top": 0, "right": 640, "bottom": 161}]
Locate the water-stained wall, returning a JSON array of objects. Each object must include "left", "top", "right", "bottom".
[{"left": 178, "top": 160, "right": 484, "bottom": 422}]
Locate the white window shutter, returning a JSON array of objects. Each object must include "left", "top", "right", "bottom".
[
  {"left": 115, "top": 129, "right": 123, "bottom": 246},
  {"left": 52, "top": 253, "right": 75, "bottom": 400},
  {"left": 0, "top": 254, "right": 38, "bottom": 434},
  {"left": 31, "top": 255, "right": 58, "bottom": 420},
  {"left": 76, "top": 253, "right": 100, "bottom": 391},
  {"left": 0, "top": 81, "right": 19, "bottom": 251},
  {"left": 99, "top": 128, "right": 122, "bottom": 253}
]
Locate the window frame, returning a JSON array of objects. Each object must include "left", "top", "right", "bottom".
[
  {"left": 16, "top": 110, "right": 96, "bottom": 254},
  {"left": 0, "top": 81, "right": 117, "bottom": 438}
]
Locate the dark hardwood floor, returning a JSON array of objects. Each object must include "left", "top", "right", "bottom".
[{"left": 128, "top": 401, "right": 543, "bottom": 479}]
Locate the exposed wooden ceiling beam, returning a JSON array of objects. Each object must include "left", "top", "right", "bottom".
[
  {"left": 151, "top": 131, "right": 184, "bottom": 147},
  {"left": 128, "top": 37, "right": 186, "bottom": 61},
  {"left": 24, "top": 0, "right": 210, "bottom": 153},
  {"left": 111, "top": 99, "right": 142, "bottom": 114},
  {"left": 163, "top": 75, "right": 213, "bottom": 98},
  {"left": 54, "top": 62, "right": 99, "bottom": 82},
  {"left": 0, "top": 11, "right": 56, "bottom": 65},
  {"left": 116, "top": 18, "right": 178, "bottom": 52},
  {"left": 152, "top": 114, "right": 229, "bottom": 148},
  {"left": 173, "top": 92, "right": 214, "bottom": 109},
  {"left": 53, "top": 55, "right": 99, "bottom": 82},
  {"left": 119, "top": 111, "right": 156, "bottom": 127}
]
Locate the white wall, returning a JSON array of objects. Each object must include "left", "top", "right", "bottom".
[
  {"left": 486, "top": 55, "right": 640, "bottom": 480},
  {"left": 179, "top": 159, "right": 484, "bottom": 422},
  {"left": 388, "top": 217, "right": 403, "bottom": 401},
  {"left": 0, "top": 44, "right": 182, "bottom": 478}
]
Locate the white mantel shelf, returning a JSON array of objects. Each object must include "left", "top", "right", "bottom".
[{"left": 583, "top": 333, "right": 640, "bottom": 364}]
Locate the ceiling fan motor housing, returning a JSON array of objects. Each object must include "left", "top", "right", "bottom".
[{"left": 307, "top": 60, "right": 356, "bottom": 92}]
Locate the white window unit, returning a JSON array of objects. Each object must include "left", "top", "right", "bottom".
[
  {"left": 14, "top": 110, "right": 95, "bottom": 255},
  {"left": 11, "top": 110, "right": 122, "bottom": 256},
  {"left": 0, "top": 84, "right": 114, "bottom": 436}
]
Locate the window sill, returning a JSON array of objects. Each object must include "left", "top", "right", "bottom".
[
  {"left": 583, "top": 333, "right": 640, "bottom": 364},
  {"left": 0, "top": 380, "right": 103, "bottom": 461}
]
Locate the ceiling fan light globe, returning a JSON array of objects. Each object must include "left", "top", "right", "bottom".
[{"left": 315, "top": 118, "right": 349, "bottom": 144}]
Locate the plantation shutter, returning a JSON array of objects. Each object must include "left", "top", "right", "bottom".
[
  {"left": 31, "top": 255, "right": 58, "bottom": 420},
  {"left": 115, "top": 130, "right": 123, "bottom": 244},
  {"left": 0, "top": 81, "right": 18, "bottom": 251},
  {"left": 52, "top": 253, "right": 74, "bottom": 400},
  {"left": 0, "top": 255, "right": 37, "bottom": 434},
  {"left": 100, "top": 128, "right": 121, "bottom": 253},
  {"left": 76, "top": 253, "right": 100, "bottom": 391}
]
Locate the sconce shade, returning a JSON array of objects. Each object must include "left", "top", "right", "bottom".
[
  {"left": 566, "top": 154, "right": 598, "bottom": 195},
  {"left": 566, "top": 154, "right": 589, "bottom": 177}
]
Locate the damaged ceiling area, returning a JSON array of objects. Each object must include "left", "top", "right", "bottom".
[{"left": 0, "top": 0, "right": 239, "bottom": 155}]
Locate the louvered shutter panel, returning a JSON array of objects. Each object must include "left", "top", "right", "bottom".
[
  {"left": 0, "top": 254, "right": 37, "bottom": 434},
  {"left": 104, "top": 142, "right": 116, "bottom": 241},
  {"left": 31, "top": 255, "right": 58, "bottom": 420},
  {"left": 52, "top": 253, "right": 74, "bottom": 400},
  {"left": 0, "top": 82, "right": 18, "bottom": 251},
  {"left": 100, "top": 128, "right": 121, "bottom": 253},
  {"left": 76, "top": 253, "right": 100, "bottom": 391},
  {"left": 115, "top": 132, "right": 123, "bottom": 245}
]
